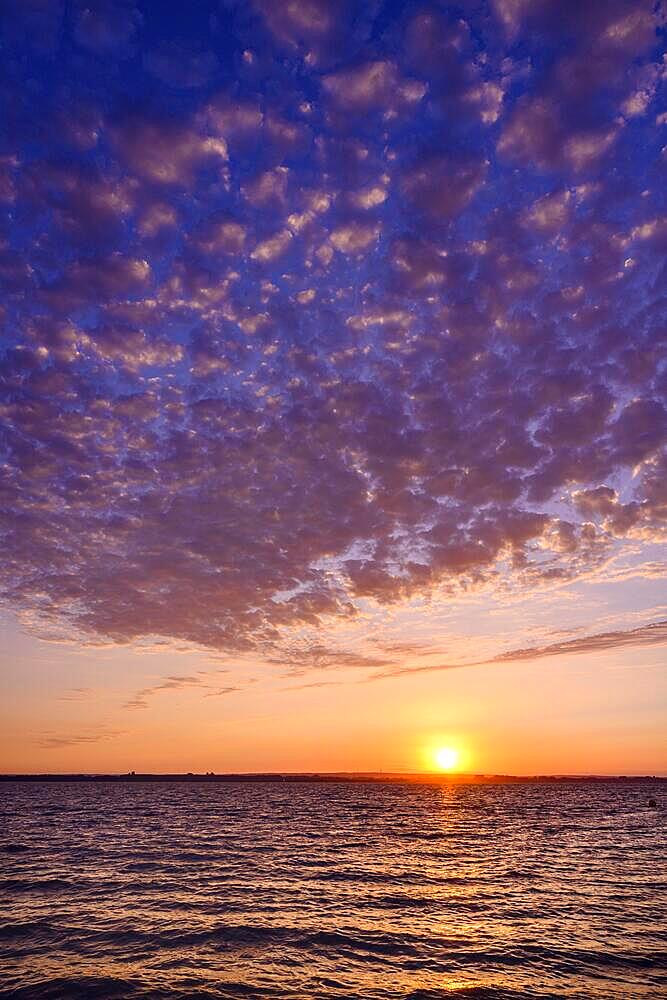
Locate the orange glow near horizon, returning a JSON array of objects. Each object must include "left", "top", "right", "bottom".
[{"left": 1, "top": 619, "right": 666, "bottom": 777}]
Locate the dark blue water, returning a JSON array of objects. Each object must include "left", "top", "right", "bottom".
[{"left": 1, "top": 780, "right": 665, "bottom": 999}]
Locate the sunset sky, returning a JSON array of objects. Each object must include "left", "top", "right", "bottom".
[{"left": 1, "top": 0, "right": 666, "bottom": 775}]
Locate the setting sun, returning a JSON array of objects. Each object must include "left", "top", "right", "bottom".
[{"left": 434, "top": 747, "right": 460, "bottom": 772}]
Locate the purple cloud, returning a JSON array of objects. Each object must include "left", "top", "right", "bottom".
[{"left": 0, "top": 0, "right": 665, "bottom": 666}]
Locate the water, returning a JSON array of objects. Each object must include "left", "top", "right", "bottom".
[{"left": 1, "top": 780, "right": 665, "bottom": 999}]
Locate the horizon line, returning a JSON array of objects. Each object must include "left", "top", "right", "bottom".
[{"left": 2, "top": 770, "right": 665, "bottom": 781}]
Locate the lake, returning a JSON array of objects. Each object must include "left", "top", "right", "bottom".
[{"left": 1, "top": 779, "right": 665, "bottom": 998}]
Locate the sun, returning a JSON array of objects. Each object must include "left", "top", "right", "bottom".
[{"left": 434, "top": 746, "right": 460, "bottom": 772}]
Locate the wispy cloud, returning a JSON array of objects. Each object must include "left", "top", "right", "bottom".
[
  {"left": 56, "top": 687, "right": 94, "bottom": 702},
  {"left": 492, "top": 619, "right": 667, "bottom": 663},
  {"left": 283, "top": 679, "right": 348, "bottom": 692},
  {"left": 36, "top": 728, "right": 125, "bottom": 750},
  {"left": 123, "top": 672, "right": 240, "bottom": 710},
  {"left": 369, "top": 620, "right": 667, "bottom": 681},
  {"left": 270, "top": 645, "right": 394, "bottom": 679}
]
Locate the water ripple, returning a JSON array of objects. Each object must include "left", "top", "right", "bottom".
[{"left": 0, "top": 780, "right": 665, "bottom": 998}]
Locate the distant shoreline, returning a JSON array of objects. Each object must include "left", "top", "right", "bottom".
[{"left": 1, "top": 772, "right": 665, "bottom": 784}]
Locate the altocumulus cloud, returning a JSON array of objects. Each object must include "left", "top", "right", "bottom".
[{"left": 0, "top": 0, "right": 665, "bottom": 661}]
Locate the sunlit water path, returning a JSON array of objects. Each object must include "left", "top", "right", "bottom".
[{"left": 1, "top": 780, "right": 665, "bottom": 998}]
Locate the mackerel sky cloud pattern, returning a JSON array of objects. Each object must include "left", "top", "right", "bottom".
[{"left": 1, "top": 0, "right": 666, "bottom": 662}]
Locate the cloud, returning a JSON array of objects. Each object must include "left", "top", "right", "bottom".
[
  {"left": 522, "top": 190, "right": 571, "bottom": 233},
  {"left": 0, "top": 156, "right": 19, "bottom": 204},
  {"left": 242, "top": 168, "right": 289, "bottom": 208},
  {"left": 124, "top": 673, "right": 239, "bottom": 710},
  {"left": 56, "top": 688, "right": 94, "bottom": 702},
  {"left": 41, "top": 254, "right": 151, "bottom": 312},
  {"left": 329, "top": 222, "right": 380, "bottom": 254},
  {"left": 370, "top": 620, "right": 667, "bottom": 681},
  {"left": 253, "top": 0, "right": 335, "bottom": 50},
  {"left": 403, "top": 10, "right": 504, "bottom": 126},
  {"left": 204, "top": 96, "right": 264, "bottom": 148},
  {"left": 139, "top": 202, "right": 178, "bottom": 237},
  {"left": 269, "top": 644, "right": 394, "bottom": 678},
  {"left": 284, "top": 679, "right": 347, "bottom": 691},
  {"left": 496, "top": 0, "right": 661, "bottom": 175},
  {"left": 347, "top": 184, "right": 388, "bottom": 210},
  {"left": 36, "top": 728, "right": 125, "bottom": 750},
  {"left": 252, "top": 0, "right": 380, "bottom": 67},
  {"left": 400, "top": 154, "right": 487, "bottom": 223},
  {"left": 492, "top": 620, "right": 667, "bottom": 663},
  {"left": 498, "top": 98, "right": 620, "bottom": 174},
  {"left": 191, "top": 216, "right": 246, "bottom": 255},
  {"left": 112, "top": 117, "right": 228, "bottom": 186},
  {"left": 322, "top": 61, "right": 426, "bottom": 113},
  {"left": 0, "top": 0, "right": 664, "bottom": 669},
  {"left": 250, "top": 229, "right": 292, "bottom": 262}
]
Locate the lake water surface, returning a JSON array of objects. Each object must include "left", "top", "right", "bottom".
[{"left": 1, "top": 780, "right": 665, "bottom": 999}]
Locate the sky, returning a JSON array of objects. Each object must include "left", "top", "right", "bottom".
[{"left": 0, "top": 0, "right": 666, "bottom": 775}]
